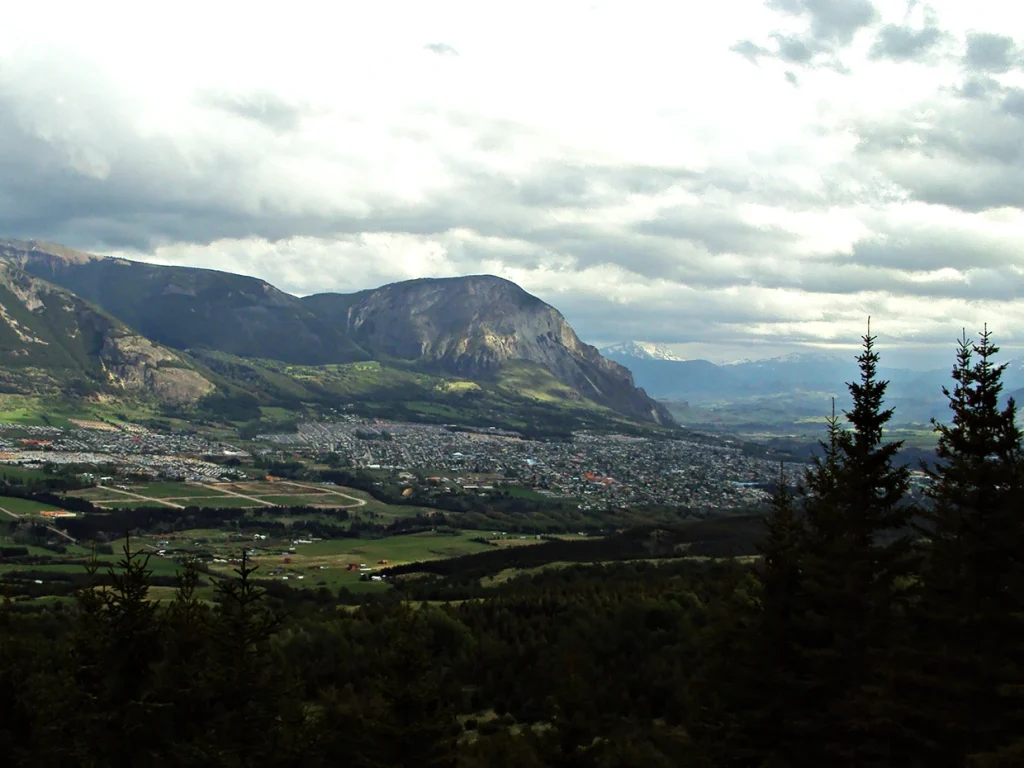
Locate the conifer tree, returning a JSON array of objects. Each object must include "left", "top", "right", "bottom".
[
  {"left": 913, "top": 327, "right": 1024, "bottom": 764},
  {"left": 769, "top": 323, "right": 913, "bottom": 765}
]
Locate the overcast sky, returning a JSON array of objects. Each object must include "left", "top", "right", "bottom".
[{"left": 2, "top": 0, "right": 1023, "bottom": 367}]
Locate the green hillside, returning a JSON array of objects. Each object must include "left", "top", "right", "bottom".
[
  {"left": 189, "top": 352, "right": 661, "bottom": 436},
  {"left": 0, "top": 261, "right": 215, "bottom": 405}
]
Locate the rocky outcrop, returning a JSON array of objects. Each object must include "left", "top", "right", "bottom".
[
  {"left": 2, "top": 241, "right": 672, "bottom": 425},
  {"left": 310, "top": 275, "right": 673, "bottom": 425},
  {"left": 0, "top": 257, "right": 215, "bottom": 404}
]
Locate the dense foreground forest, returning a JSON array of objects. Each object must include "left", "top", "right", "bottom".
[{"left": 1, "top": 327, "right": 1022, "bottom": 766}]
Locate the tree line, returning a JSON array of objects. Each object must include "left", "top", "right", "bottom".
[{"left": 0, "top": 326, "right": 1021, "bottom": 765}]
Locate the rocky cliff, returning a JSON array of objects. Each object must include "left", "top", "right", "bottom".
[
  {"left": 0, "top": 256, "right": 214, "bottom": 404},
  {"left": 306, "top": 276, "right": 673, "bottom": 425},
  {"left": 2, "top": 241, "right": 672, "bottom": 425}
]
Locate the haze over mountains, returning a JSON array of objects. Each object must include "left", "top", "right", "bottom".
[
  {"left": 0, "top": 239, "right": 671, "bottom": 427},
  {"left": 602, "top": 341, "right": 1024, "bottom": 424}
]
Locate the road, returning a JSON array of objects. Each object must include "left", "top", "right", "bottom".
[
  {"left": 283, "top": 481, "right": 368, "bottom": 508},
  {"left": 187, "top": 482, "right": 276, "bottom": 507},
  {"left": 0, "top": 502, "right": 78, "bottom": 543}
]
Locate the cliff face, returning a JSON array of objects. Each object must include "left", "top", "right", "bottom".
[
  {"left": 308, "top": 276, "right": 673, "bottom": 424},
  {"left": 2, "top": 240, "right": 369, "bottom": 365},
  {"left": 0, "top": 257, "right": 214, "bottom": 404},
  {"left": 2, "top": 240, "right": 672, "bottom": 425}
]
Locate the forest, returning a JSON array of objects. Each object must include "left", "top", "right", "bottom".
[{"left": 0, "top": 327, "right": 1022, "bottom": 766}]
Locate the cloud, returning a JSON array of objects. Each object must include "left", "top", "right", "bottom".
[
  {"left": 2, "top": 1, "right": 1024, "bottom": 366},
  {"left": 963, "top": 31, "right": 1022, "bottom": 73},
  {"left": 735, "top": 0, "right": 878, "bottom": 71},
  {"left": 424, "top": 42, "right": 459, "bottom": 56},
  {"left": 869, "top": 22, "right": 946, "bottom": 61},
  {"left": 731, "top": 39, "right": 771, "bottom": 64},
  {"left": 852, "top": 85, "right": 1024, "bottom": 212},
  {"left": 195, "top": 90, "right": 312, "bottom": 133},
  {"left": 768, "top": 0, "right": 878, "bottom": 46}
]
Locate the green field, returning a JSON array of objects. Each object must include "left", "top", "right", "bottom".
[
  {"left": 0, "top": 465, "right": 50, "bottom": 482},
  {"left": 0, "top": 496, "right": 71, "bottom": 516},
  {"left": 68, "top": 480, "right": 375, "bottom": 514},
  {"left": 125, "top": 482, "right": 230, "bottom": 499}
]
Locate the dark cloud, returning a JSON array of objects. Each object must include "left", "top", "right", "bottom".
[
  {"left": 634, "top": 206, "right": 797, "bottom": 257},
  {"left": 852, "top": 91, "right": 1024, "bottom": 211},
  {"left": 963, "top": 32, "right": 1022, "bottom": 73},
  {"left": 869, "top": 22, "right": 945, "bottom": 61},
  {"left": 424, "top": 42, "right": 459, "bottom": 56},
  {"left": 4, "top": 46, "right": 1024, "bottom": 358},
  {"left": 767, "top": 0, "right": 878, "bottom": 45},
  {"left": 195, "top": 90, "right": 310, "bottom": 133}
]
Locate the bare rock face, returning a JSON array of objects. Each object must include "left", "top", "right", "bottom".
[
  {"left": 334, "top": 276, "right": 673, "bottom": 425},
  {"left": 99, "top": 334, "right": 215, "bottom": 404},
  {"left": 1, "top": 240, "right": 671, "bottom": 425},
  {"left": 0, "top": 256, "right": 215, "bottom": 404}
]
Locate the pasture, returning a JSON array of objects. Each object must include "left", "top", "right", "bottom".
[
  {"left": 0, "top": 496, "right": 74, "bottom": 517},
  {"left": 66, "top": 479, "right": 369, "bottom": 511}
]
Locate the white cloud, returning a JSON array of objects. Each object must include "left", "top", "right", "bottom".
[{"left": 2, "top": 0, "right": 1024, "bottom": 367}]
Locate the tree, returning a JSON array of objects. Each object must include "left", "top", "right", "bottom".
[
  {"left": 750, "top": 324, "right": 914, "bottom": 766},
  {"left": 910, "top": 327, "right": 1024, "bottom": 764}
]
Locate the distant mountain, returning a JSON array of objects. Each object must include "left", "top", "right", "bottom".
[
  {"left": 1, "top": 241, "right": 671, "bottom": 426},
  {"left": 601, "top": 341, "right": 687, "bottom": 362},
  {"left": 0, "top": 258, "right": 214, "bottom": 404},
  {"left": 604, "top": 341, "right": 1024, "bottom": 425},
  {"left": 601, "top": 345, "right": 857, "bottom": 400}
]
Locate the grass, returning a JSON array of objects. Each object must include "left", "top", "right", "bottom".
[
  {"left": 251, "top": 494, "right": 350, "bottom": 507},
  {"left": 259, "top": 406, "right": 295, "bottom": 421},
  {"left": 0, "top": 465, "right": 49, "bottom": 482},
  {"left": 503, "top": 485, "right": 549, "bottom": 500},
  {"left": 0, "top": 394, "right": 159, "bottom": 429},
  {"left": 496, "top": 362, "right": 594, "bottom": 406},
  {"left": 0, "top": 496, "right": 72, "bottom": 516},
  {"left": 129, "top": 482, "right": 229, "bottom": 499}
]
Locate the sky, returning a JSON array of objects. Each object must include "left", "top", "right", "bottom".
[{"left": 1, "top": 0, "right": 1023, "bottom": 368}]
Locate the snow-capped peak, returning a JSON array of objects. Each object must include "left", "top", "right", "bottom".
[{"left": 602, "top": 341, "right": 687, "bottom": 362}]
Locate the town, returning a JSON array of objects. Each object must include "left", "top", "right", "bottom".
[
  {"left": 256, "top": 417, "right": 799, "bottom": 510},
  {"left": 0, "top": 416, "right": 802, "bottom": 510}
]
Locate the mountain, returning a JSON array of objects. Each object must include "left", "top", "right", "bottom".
[
  {"left": 306, "top": 276, "right": 672, "bottom": 424},
  {"left": 601, "top": 341, "right": 687, "bottom": 362},
  {"left": 0, "top": 239, "right": 370, "bottom": 365},
  {"left": 1, "top": 241, "right": 671, "bottom": 426},
  {"left": 0, "top": 258, "right": 214, "bottom": 404},
  {"left": 603, "top": 342, "right": 1024, "bottom": 430}
]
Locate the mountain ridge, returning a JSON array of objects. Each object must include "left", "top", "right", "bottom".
[
  {"left": 0, "top": 240, "right": 672, "bottom": 427},
  {"left": 0, "top": 257, "right": 215, "bottom": 404}
]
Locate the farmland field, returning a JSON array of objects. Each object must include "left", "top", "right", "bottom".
[
  {"left": 66, "top": 480, "right": 368, "bottom": 511},
  {"left": 0, "top": 496, "right": 72, "bottom": 516}
]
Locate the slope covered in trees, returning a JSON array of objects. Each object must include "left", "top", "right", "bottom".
[{"left": 1, "top": 327, "right": 1022, "bottom": 766}]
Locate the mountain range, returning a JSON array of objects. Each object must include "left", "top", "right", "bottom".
[
  {"left": 601, "top": 342, "right": 1024, "bottom": 425},
  {"left": 0, "top": 239, "right": 671, "bottom": 430}
]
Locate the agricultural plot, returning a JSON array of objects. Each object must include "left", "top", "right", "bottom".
[
  {"left": 0, "top": 496, "right": 73, "bottom": 517},
  {"left": 229, "top": 530, "right": 496, "bottom": 592},
  {"left": 66, "top": 480, "right": 368, "bottom": 511}
]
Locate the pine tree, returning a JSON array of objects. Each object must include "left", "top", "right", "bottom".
[
  {"left": 769, "top": 323, "right": 914, "bottom": 765},
  {"left": 912, "top": 327, "right": 1024, "bottom": 764},
  {"left": 205, "top": 551, "right": 300, "bottom": 767}
]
